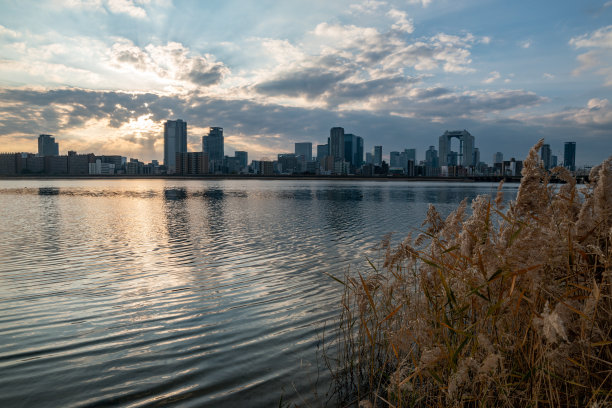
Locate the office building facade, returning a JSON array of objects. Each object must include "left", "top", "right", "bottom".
[
  {"left": 164, "top": 119, "right": 187, "bottom": 174},
  {"left": 37, "top": 134, "right": 59, "bottom": 157},
  {"left": 438, "top": 130, "right": 474, "bottom": 167},
  {"left": 294, "top": 143, "right": 312, "bottom": 162},
  {"left": 541, "top": 144, "right": 552, "bottom": 170},
  {"left": 202, "top": 127, "right": 224, "bottom": 162},
  {"left": 564, "top": 142, "right": 576, "bottom": 171},
  {"left": 494, "top": 152, "right": 503, "bottom": 164},
  {"left": 316, "top": 144, "right": 328, "bottom": 161},
  {"left": 343, "top": 133, "right": 363, "bottom": 168},
  {"left": 373, "top": 146, "right": 382, "bottom": 166},
  {"left": 202, "top": 127, "right": 224, "bottom": 173},
  {"left": 235, "top": 151, "right": 248, "bottom": 170},
  {"left": 405, "top": 149, "right": 416, "bottom": 163},
  {"left": 329, "top": 127, "right": 345, "bottom": 160}
]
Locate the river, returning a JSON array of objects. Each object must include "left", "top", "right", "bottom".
[{"left": 0, "top": 179, "right": 517, "bottom": 407}]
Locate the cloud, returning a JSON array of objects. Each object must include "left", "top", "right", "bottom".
[
  {"left": 543, "top": 73, "right": 554, "bottom": 80},
  {"left": 567, "top": 98, "right": 612, "bottom": 128},
  {"left": 399, "top": 89, "right": 547, "bottom": 121},
  {"left": 569, "top": 25, "right": 612, "bottom": 48},
  {"left": 407, "top": 86, "right": 451, "bottom": 99},
  {"left": 248, "top": 21, "right": 483, "bottom": 109},
  {"left": 387, "top": 8, "right": 414, "bottom": 33},
  {"left": 107, "top": 0, "right": 147, "bottom": 18},
  {"left": 2, "top": 86, "right": 611, "bottom": 166},
  {"left": 349, "top": 0, "right": 387, "bottom": 14},
  {"left": 0, "top": 24, "right": 20, "bottom": 39},
  {"left": 254, "top": 68, "right": 351, "bottom": 99},
  {"left": 520, "top": 40, "right": 531, "bottom": 49},
  {"left": 408, "top": 0, "right": 432, "bottom": 6},
  {"left": 482, "top": 71, "right": 501, "bottom": 84},
  {"left": 570, "top": 25, "right": 612, "bottom": 85},
  {"left": 60, "top": 0, "right": 104, "bottom": 10},
  {"left": 60, "top": 0, "right": 147, "bottom": 18},
  {"left": 110, "top": 40, "right": 229, "bottom": 87}
]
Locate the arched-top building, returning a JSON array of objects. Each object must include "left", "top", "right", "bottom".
[{"left": 438, "top": 130, "right": 475, "bottom": 167}]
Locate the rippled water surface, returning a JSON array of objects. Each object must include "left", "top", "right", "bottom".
[{"left": 0, "top": 179, "right": 517, "bottom": 407}]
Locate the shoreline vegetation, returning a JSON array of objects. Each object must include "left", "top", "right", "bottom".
[{"left": 324, "top": 140, "right": 611, "bottom": 407}]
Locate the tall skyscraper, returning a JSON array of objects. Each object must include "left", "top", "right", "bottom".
[
  {"left": 373, "top": 146, "right": 382, "bottom": 166},
  {"left": 202, "top": 127, "right": 224, "bottom": 171},
  {"left": 472, "top": 147, "right": 480, "bottom": 166},
  {"left": 330, "top": 127, "right": 345, "bottom": 160},
  {"left": 541, "top": 144, "right": 552, "bottom": 170},
  {"left": 343, "top": 134, "right": 363, "bottom": 167},
  {"left": 405, "top": 149, "right": 416, "bottom": 163},
  {"left": 235, "top": 151, "right": 248, "bottom": 169},
  {"left": 37, "top": 134, "right": 59, "bottom": 156},
  {"left": 294, "top": 142, "right": 312, "bottom": 161},
  {"left": 564, "top": 142, "right": 576, "bottom": 171},
  {"left": 438, "top": 130, "right": 474, "bottom": 167},
  {"left": 316, "top": 144, "right": 328, "bottom": 161},
  {"left": 355, "top": 136, "right": 364, "bottom": 167},
  {"left": 163, "top": 120, "right": 187, "bottom": 174},
  {"left": 425, "top": 146, "right": 439, "bottom": 175},
  {"left": 389, "top": 151, "right": 401, "bottom": 167},
  {"left": 494, "top": 152, "right": 503, "bottom": 164}
]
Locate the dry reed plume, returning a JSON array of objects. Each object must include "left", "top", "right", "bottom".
[{"left": 325, "top": 140, "right": 611, "bottom": 407}]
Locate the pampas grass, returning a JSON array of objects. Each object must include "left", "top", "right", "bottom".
[{"left": 326, "top": 140, "right": 611, "bottom": 407}]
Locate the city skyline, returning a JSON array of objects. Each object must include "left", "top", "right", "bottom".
[
  {"left": 2, "top": 124, "right": 581, "bottom": 176},
  {"left": 1, "top": 1, "right": 611, "bottom": 165}
]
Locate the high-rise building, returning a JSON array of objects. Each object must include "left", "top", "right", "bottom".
[
  {"left": 425, "top": 146, "right": 438, "bottom": 166},
  {"left": 202, "top": 127, "right": 224, "bottom": 172},
  {"left": 202, "top": 127, "right": 224, "bottom": 162},
  {"left": 438, "top": 130, "right": 474, "bottom": 167},
  {"left": 355, "top": 136, "right": 364, "bottom": 167},
  {"left": 235, "top": 151, "right": 248, "bottom": 169},
  {"left": 373, "top": 146, "right": 382, "bottom": 166},
  {"left": 278, "top": 153, "right": 299, "bottom": 174},
  {"left": 330, "top": 127, "right": 345, "bottom": 160},
  {"left": 389, "top": 151, "right": 401, "bottom": 168},
  {"left": 164, "top": 119, "right": 187, "bottom": 174},
  {"left": 176, "top": 152, "right": 208, "bottom": 175},
  {"left": 405, "top": 149, "right": 416, "bottom": 163},
  {"left": 295, "top": 142, "right": 312, "bottom": 161},
  {"left": 37, "top": 134, "right": 59, "bottom": 157},
  {"left": 316, "top": 144, "right": 328, "bottom": 161},
  {"left": 494, "top": 152, "right": 503, "bottom": 164},
  {"left": 541, "top": 144, "right": 552, "bottom": 170},
  {"left": 67, "top": 151, "right": 95, "bottom": 175},
  {"left": 564, "top": 142, "right": 576, "bottom": 171},
  {"left": 425, "top": 146, "right": 439, "bottom": 176},
  {"left": 551, "top": 155, "right": 558, "bottom": 168},
  {"left": 343, "top": 134, "right": 363, "bottom": 167},
  {"left": 365, "top": 152, "right": 373, "bottom": 164},
  {"left": 447, "top": 151, "right": 458, "bottom": 167},
  {"left": 472, "top": 148, "right": 480, "bottom": 166}
]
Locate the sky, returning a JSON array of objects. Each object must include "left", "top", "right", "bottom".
[{"left": 0, "top": 0, "right": 611, "bottom": 166}]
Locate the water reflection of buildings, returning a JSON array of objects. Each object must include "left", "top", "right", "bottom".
[
  {"left": 318, "top": 186, "right": 365, "bottom": 237},
  {"left": 162, "top": 186, "right": 229, "bottom": 268},
  {"left": 38, "top": 187, "right": 62, "bottom": 254},
  {"left": 163, "top": 187, "right": 197, "bottom": 266},
  {"left": 201, "top": 188, "right": 226, "bottom": 239}
]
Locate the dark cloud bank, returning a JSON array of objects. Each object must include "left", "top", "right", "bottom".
[{"left": 0, "top": 87, "right": 610, "bottom": 165}]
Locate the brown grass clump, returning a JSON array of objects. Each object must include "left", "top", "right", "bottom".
[{"left": 326, "top": 140, "right": 611, "bottom": 407}]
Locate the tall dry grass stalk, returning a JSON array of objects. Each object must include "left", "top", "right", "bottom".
[{"left": 326, "top": 140, "right": 611, "bottom": 407}]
